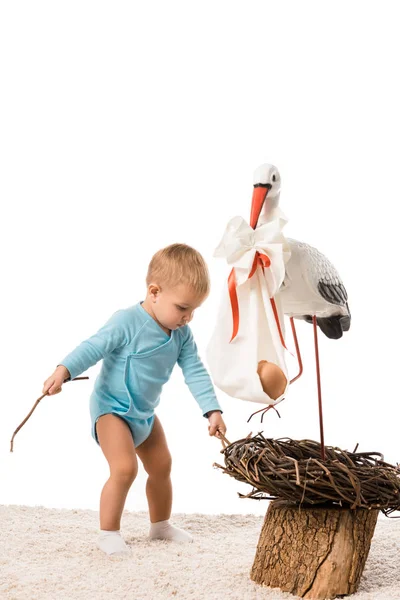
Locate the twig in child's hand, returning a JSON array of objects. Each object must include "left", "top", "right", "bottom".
[
  {"left": 215, "top": 429, "right": 231, "bottom": 449},
  {"left": 10, "top": 376, "right": 89, "bottom": 452}
]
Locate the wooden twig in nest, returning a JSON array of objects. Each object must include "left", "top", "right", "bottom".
[
  {"left": 213, "top": 432, "right": 400, "bottom": 517},
  {"left": 10, "top": 376, "right": 89, "bottom": 452}
]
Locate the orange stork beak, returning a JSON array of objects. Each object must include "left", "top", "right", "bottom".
[{"left": 250, "top": 184, "right": 271, "bottom": 229}]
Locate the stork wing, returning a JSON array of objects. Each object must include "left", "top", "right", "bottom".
[{"left": 317, "top": 280, "right": 348, "bottom": 306}]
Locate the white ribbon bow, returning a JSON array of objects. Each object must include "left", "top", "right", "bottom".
[{"left": 213, "top": 213, "right": 291, "bottom": 295}]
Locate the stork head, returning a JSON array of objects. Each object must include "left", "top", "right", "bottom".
[
  {"left": 253, "top": 164, "right": 281, "bottom": 196},
  {"left": 250, "top": 163, "right": 281, "bottom": 228}
]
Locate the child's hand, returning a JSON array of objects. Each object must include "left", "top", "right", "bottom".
[
  {"left": 42, "top": 365, "right": 70, "bottom": 396},
  {"left": 207, "top": 410, "right": 227, "bottom": 439}
]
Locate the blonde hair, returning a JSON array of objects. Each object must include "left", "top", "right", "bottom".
[{"left": 146, "top": 243, "right": 210, "bottom": 297}]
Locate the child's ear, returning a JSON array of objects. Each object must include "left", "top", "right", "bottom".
[{"left": 148, "top": 283, "right": 161, "bottom": 301}]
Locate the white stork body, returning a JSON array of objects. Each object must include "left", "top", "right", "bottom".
[
  {"left": 254, "top": 165, "right": 351, "bottom": 339},
  {"left": 280, "top": 237, "right": 350, "bottom": 339}
]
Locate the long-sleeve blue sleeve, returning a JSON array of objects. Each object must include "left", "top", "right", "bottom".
[
  {"left": 177, "top": 326, "right": 223, "bottom": 417},
  {"left": 57, "top": 310, "right": 131, "bottom": 381}
]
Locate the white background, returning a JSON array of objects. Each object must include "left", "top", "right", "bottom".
[{"left": 1, "top": 1, "right": 399, "bottom": 519}]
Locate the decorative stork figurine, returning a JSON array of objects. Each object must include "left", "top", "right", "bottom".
[{"left": 251, "top": 164, "right": 351, "bottom": 460}]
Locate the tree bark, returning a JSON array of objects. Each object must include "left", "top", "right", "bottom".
[{"left": 250, "top": 500, "right": 378, "bottom": 599}]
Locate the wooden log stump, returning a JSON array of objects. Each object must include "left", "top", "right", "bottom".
[{"left": 251, "top": 500, "right": 378, "bottom": 599}]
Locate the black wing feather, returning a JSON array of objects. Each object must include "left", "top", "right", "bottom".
[{"left": 317, "top": 281, "right": 348, "bottom": 306}]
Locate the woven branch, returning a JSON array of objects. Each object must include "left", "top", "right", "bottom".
[{"left": 214, "top": 432, "right": 400, "bottom": 517}]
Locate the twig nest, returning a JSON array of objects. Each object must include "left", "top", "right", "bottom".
[
  {"left": 257, "top": 360, "right": 287, "bottom": 399},
  {"left": 214, "top": 433, "right": 400, "bottom": 517}
]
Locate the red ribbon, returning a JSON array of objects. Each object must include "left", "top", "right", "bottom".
[{"left": 228, "top": 251, "right": 270, "bottom": 341}]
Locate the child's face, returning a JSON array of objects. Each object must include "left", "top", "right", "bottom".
[{"left": 148, "top": 283, "right": 206, "bottom": 331}]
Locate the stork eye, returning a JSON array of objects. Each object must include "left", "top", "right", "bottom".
[{"left": 272, "top": 174, "right": 276, "bottom": 182}]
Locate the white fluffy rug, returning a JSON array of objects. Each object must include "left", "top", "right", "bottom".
[{"left": 1, "top": 505, "right": 399, "bottom": 599}]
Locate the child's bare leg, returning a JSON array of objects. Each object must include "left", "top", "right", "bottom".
[
  {"left": 136, "top": 415, "right": 193, "bottom": 542},
  {"left": 136, "top": 415, "right": 172, "bottom": 522},
  {"left": 96, "top": 414, "right": 138, "bottom": 553}
]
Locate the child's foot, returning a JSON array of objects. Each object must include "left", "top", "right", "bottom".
[
  {"left": 149, "top": 519, "right": 193, "bottom": 543},
  {"left": 97, "top": 530, "right": 129, "bottom": 555}
]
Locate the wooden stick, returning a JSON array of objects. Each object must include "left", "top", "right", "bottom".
[{"left": 10, "top": 376, "right": 89, "bottom": 452}]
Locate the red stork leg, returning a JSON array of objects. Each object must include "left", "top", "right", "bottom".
[
  {"left": 289, "top": 317, "right": 303, "bottom": 384},
  {"left": 247, "top": 404, "right": 281, "bottom": 423},
  {"left": 313, "top": 315, "right": 326, "bottom": 460}
]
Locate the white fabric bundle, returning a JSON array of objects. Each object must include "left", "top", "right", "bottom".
[{"left": 206, "top": 209, "right": 292, "bottom": 406}]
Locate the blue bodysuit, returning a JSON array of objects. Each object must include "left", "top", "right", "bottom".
[{"left": 58, "top": 301, "right": 223, "bottom": 447}]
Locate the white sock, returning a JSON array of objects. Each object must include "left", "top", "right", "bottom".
[
  {"left": 149, "top": 519, "right": 193, "bottom": 543},
  {"left": 97, "top": 530, "right": 129, "bottom": 555}
]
